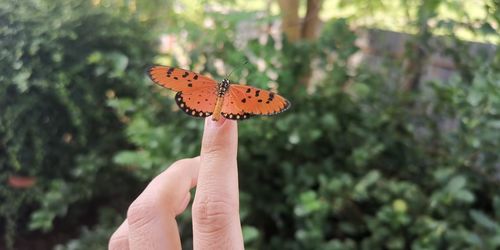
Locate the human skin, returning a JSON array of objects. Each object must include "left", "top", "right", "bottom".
[{"left": 108, "top": 118, "right": 244, "bottom": 250}]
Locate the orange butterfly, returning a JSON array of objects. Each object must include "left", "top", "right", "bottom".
[{"left": 147, "top": 65, "right": 290, "bottom": 121}]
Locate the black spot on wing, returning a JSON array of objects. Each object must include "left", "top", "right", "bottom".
[
  {"left": 268, "top": 92, "right": 275, "bottom": 102},
  {"left": 167, "top": 67, "right": 174, "bottom": 77},
  {"left": 260, "top": 99, "right": 292, "bottom": 116}
]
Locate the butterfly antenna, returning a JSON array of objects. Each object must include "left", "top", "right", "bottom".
[{"left": 227, "top": 60, "right": 249, "bottom": 79}]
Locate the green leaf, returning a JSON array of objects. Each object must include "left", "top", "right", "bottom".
[
  {"left": 354, "top": 170, "right": 381, "bottom": 199},
  {"left": 295, "top": 191, "right": 324, "bottom": 216},
  {"left": 113, "top": 150, "right": 153, "bottom": 169},
  {"left": 470, "top": 210, "right": 499, "bottom": 231},
  {"left": 446, "top": 176, "right": 466, "bottom": 192},
  {"left": 454, "top": 190, "right": 475, "bottom": 203},
  {"left": 242, "top": 226, "right": 259, "bottom": 243},
  {"left": 13, "top": 70, "right": 31, "bottom": 92},
  {"left": 29, "top": 210, "right": 56, "bottom": 232}
]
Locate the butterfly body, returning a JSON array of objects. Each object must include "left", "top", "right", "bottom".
[{"left": 148, "top": 65, "right": 290, "bottom": 121}]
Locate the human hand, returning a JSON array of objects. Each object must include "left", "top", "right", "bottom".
[{"left": 109, "top": 118, "right": 243, "bottom": 250}]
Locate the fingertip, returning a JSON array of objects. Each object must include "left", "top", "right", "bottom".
[
  {"left": 201, "top": 117, "right": 238, "bottom": 159},
  {"left": 206, "top": 116, "right": 227, "bottom": 128},
  {"left": 168, "top": 156, "right": 200, "bottom": 184}
]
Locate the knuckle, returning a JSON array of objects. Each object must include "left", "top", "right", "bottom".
[
  {"left": 192, "top": 197, "right": 239, "bottom": 234},
  {"left": 126, "top": 196, "right": 158, "bottom": 229},
  {"left": 201, "top": 142, "right": 226, "bottom": 156}
]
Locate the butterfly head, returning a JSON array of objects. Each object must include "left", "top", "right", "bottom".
[{"left": 217, "top": 79, "right": 230, "bottom": 97}]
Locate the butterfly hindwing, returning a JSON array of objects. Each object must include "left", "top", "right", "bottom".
[
  {"left": 218, "top": 89, "right": 253, "bottom": 120},
  {"left": 148, "top": 65, "right": 216, "bottom": 92},
  {"left": 174, "top": 86, "right": 217, "bottom": 118}
]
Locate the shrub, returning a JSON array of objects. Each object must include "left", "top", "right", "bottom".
[
  {"left": 109, "top": 14, "right": 500, "bottom": 250},
  {"left": 0, "top": 0, "right": 156, "bottom": 248},
  {"left": 2, "top": 1, "right": 499, "bottom": 249}
]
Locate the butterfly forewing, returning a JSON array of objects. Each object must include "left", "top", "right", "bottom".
[
  {"left": 227, "top": 85, "right": 290, "bottom": 116},
  {"left": 148, "top": 65, "right": 216, "bottom": 92}
]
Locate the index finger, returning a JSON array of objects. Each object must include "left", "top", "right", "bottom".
[{"left": 192, "top": 118, "right": 244, "bottom": 250}]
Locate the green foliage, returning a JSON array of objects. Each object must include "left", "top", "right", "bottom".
[
  {"left": 53, "top": 208, "right": 123, "bottom": 250},
  {"left": 0, "top": 0, "right": 155, "bottom": 248},
  {"left": 1, "top": 0, "right": 499, "bottom": 249},
  {"left": 108, "top": 11, "right": 500, "bottom": 250}
]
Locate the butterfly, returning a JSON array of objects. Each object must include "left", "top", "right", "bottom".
[{"left": 147, "top": 65, "right": 291, "bottom": 121}]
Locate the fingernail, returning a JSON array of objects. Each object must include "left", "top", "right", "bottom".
[{"left": 207, "top": 117, "right": 226, "bottom": 128}]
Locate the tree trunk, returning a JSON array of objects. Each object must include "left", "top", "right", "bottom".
[
  {"left": 277, "top": 0, "right": 300, "bottom": 42},
  {"left": 302, "top": 0, "right": 323, "bottom": 40},
  {"left": 277, "top": 0, "right": 323, "bottom": 88}
]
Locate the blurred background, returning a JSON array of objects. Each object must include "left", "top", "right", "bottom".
[{"left": 1, "top": 0, "right": 499, "bottom": 249}]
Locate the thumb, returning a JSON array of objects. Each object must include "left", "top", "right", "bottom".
[{"left": 192, "top": 117, "right": 243, "bottom": 250}]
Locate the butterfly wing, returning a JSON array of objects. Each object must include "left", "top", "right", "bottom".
[
  {"left": 222, "top": 85, "right": 290, "bottom": 120},
  {"left": 148, "top": 65, "right": 216, "bottom": 92},
  {"left": 175, "top": 85, "right": 217, "bottom": 118},
  {"left": 148, "top": 65, "right": 218, "bottom": 118},
  {"left": 220, "top": 89, "right": 253, "bottom": 120},
  {"left": 148, "top": 66, "right": 290, "bottom": 120}
]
